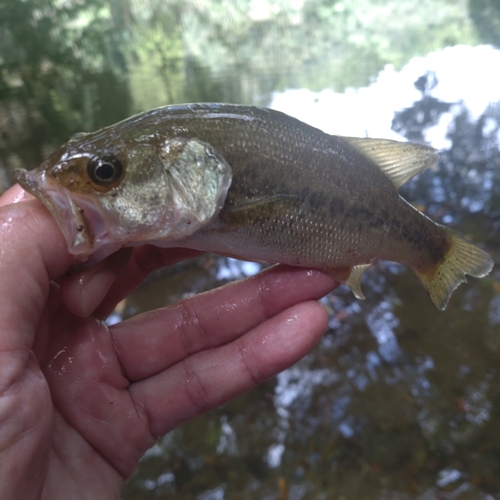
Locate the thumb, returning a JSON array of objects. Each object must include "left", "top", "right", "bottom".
[{"left": 0, "top": 185, "right": 74, "bottom": 387}]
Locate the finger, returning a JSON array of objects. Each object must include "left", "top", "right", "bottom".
[
  {"left": 0, "top": 184, "right": 35, "bottom": 207},
  {"left": 129, "top": 300, "right": 328, "bottom": 437},
  {"left": 0, "top": 189, "right": 76, "bottom": 492},
  {"left": 111, "top": 265, "right": 338, "bottom": 381},
  {"left": 93, "top": 246, "right": 203, "bottom": 319},
  {"left": 58, "top": 248, "right": 133, "bottom": 318},
  {"left": 0, "top": 197, "right": 74, "bottom": 387}
]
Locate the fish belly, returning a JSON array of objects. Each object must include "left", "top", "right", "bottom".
[{"left": 187, "top": 194, "right": 438, "bottom": 272}]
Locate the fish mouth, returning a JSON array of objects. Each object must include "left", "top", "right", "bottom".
[{"left": 15, "top": 168, "right": 100, "bottom": 257}]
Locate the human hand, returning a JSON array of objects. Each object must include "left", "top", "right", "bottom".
[{"left": 0, "top": 184, "right": 339, "bottom": 500}]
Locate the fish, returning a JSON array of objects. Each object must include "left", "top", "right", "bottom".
[{"left": 15, "top": 103, "right": 493, "bottom": 310}]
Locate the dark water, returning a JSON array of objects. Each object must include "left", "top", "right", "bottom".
[
  {"left": 118, "top": 55, "right": 500, "bottom": 499},
  {"left": 1, "top": 2, "right": 500, "bottom": 499}
]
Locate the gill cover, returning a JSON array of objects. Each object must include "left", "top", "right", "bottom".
[{"left": 15, "top": 137, "right": 233, "bottom": 262}]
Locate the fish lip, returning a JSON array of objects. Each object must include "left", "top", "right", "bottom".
[{"left": 15, "top": 168, "right": 95, "bottom": 256}]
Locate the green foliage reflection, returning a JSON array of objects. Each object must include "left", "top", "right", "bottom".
[
  {"left": 469, "top": 0, "right": 500, "bottom": 46},
  {"left": 0, "top": 0, "right": 131, "bottom": 166},
  {"left": 0, "top": 0, "right": 491, "bottom": 181}
]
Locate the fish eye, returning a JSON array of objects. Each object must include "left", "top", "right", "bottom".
[{"left": 87, "top": 156, "right": 123, "bottom": 187}]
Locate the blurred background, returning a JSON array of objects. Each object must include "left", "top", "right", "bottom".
[{"left": 1, "top": 1, "right": 500, "bottom": 498}]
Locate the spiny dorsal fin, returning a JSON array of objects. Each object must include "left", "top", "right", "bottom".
[{"left": 343, "top": 137, "right": 438, "bottom": 189}]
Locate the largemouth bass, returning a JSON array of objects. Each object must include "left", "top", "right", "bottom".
[{"left": 15, "top": 103, "right": 493, "bottom": 310}]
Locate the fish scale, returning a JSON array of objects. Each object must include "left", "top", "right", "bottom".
[{"left": 15, "top": 103, "right": 493, "bottom": 310}]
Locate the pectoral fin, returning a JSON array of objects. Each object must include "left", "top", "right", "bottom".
[
  {"left": 221, "top": 194, "right": 298, "bottom": 230},
  {"left": 326, "top": 263, "right": 371, "bottom": 300}
]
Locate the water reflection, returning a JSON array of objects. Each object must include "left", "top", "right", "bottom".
[
  {"left": 120, "top": 45, "right": 500, "bottom": 500},
  {"left": 366, "top": 301, "right": 402, "bottom": 364},
  {"left": 488, "top": 295, "right": 500, "bottom": 327},
  {"left": 0, "top": 8, "right": 497, "bottom": 490},
  {"left": 215, "top": 258, "right": 261, "bottom": 281}
]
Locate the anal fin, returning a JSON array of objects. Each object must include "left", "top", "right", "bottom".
[{"left": 326, "top": 264, "right": 371, "bottom": 300}]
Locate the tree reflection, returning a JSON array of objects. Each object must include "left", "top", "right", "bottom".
[
  {"left": 1, "top": 0, "right": 490, "bottom": 186},
  {"left": 1, "top": 2, "right": 500, "bottom": 498},
  {"left": 0, "top": 0, "right": 132, "bottom": 185}
]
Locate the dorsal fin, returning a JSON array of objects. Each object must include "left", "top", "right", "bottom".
[{"left": 343, "top": 137, "right": 438, "bottom": 189}]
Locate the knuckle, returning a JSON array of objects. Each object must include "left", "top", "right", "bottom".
[
  {"left": 176, "top": 299, "right": 210, "bottom": 355},
  {"left": 181, "top": 357, "right": 212, "bottom": 414},
  {"left": 237, "top": 341, "right": 261, "bottom": 387}
]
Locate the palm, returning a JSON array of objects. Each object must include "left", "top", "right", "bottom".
[
  {"left": 35, "top": 303, "right": 142, "bottom": 498},
  {"left": 0, "top": 193, "right": 338, "bottom": 500}
]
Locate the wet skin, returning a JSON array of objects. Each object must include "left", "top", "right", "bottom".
[
  {"left": 0, "top": 184, "right": 339, "bottom": 500},
  {"left": 16, "top": 105, "right": 492, "bottom": 310}
]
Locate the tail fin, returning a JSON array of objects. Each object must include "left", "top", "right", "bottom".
[{"left": 415, "top": 231, "right": 494, "bottom": 310}]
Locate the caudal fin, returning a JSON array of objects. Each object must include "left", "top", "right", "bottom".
[{"left": 415, "top": 231, "right": 494, "bottom": 310}]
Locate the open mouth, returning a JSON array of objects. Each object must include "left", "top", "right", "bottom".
[{"left": 15, "top": 168, "right": 97, "bottom": 256}]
